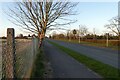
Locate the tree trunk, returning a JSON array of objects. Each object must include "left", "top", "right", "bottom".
[{"left": 38, "top": 32, "right": 45, "bottom": 48}]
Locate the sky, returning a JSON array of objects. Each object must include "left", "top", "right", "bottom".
[{"left": 0, "top": 0, "right": 119, "bottom": 37}]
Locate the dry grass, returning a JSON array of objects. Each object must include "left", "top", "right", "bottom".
[{"left": 54, "top": 39, "right": 119, "bottom": 50}]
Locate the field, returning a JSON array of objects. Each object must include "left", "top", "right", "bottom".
[
  {"left": 1, "top": 39, "right": 37, "bottom": 78},
  {"left": 54, "top": 39, "right": 119, "bottom": 50}
]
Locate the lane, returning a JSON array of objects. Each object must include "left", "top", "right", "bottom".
[
  {"left": 43, "top": 41, "right": 101, "bottom": 78},
  {"left": 48, "top": 39, "right": 119, "bottom": 69}
]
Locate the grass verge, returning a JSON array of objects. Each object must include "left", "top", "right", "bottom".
[
  {"left": 30, "top": 48, "right": 45, "bottom": 78},
  {"left": 48, "top": 41, "right": 120, "bottom": 79}
]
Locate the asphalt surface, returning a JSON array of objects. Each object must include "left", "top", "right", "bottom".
[
  {"left": 43, "top": 41, "right": 101, "bottom": 78},
  {"left": 48, "top": 39, "right": 119, "bottom": 69}
]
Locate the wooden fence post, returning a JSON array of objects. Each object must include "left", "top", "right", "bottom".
[{"left": 5, "top": 28, "right": 16, "bottom": 78}]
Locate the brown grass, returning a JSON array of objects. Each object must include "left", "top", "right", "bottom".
[{"left": 53, "top": 38, "right": 119, "bottom": 50}]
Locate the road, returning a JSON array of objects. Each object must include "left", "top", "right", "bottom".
[
  {"left": 43, "top": 41, "right": 101, "bottom": 78},
  {"left": 47, "top": 39, "right": 119, "bottom": 69}
]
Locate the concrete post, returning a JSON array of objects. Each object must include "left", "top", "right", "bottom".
[
  {"left": 106, "top": 33, "right": 109, "bottom": 47},
  {"left": 79, "top": 25, "right": 81, "bottom": 43},
  {"left": 5, "top": 28, "right": 16, "bottom": 78}
]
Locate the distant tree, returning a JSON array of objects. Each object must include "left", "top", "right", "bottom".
[
  {"left": 97, "top": 35, "right": 104, "bottom": 39},
  {"left": 85, "top": 34, "right": 93, "bottom": 39},
  {"left": 58, "top": 34, "right": 65, "bottom": 39},
  {"left": 19, "top": 34, "right": 23, "bottom": 38},
  {"left": 23, "top": 36, "right": 28, "bottom": 39},
  {"left": 79, "top": 25, "right": 88, "bottom": 39},
  {"left": 2, "top": 36, "right": 7, "bottom": 39},
  {"left": 105, "top": 17, "right": 120, "bottom": 39},
  {"left": 28, "top": 34, "right": 31, "bottom": 37},
  {"left": 49, "top": 35, "right": 52, "bottom": 38}
]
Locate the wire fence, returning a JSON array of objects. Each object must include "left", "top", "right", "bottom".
[
  {"left": 2, "top": 28, "right": 39, "bottom": 79},
  {"left": 0, "top": 39, "right": 2, "bottom": 79}
]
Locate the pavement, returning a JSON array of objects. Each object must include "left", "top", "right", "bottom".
[
  {"left": 43, "top": 41, "right": 101, "bottom": 78},
  {"left": 48, "top": 39, "right": 119, "bottom": 69}
]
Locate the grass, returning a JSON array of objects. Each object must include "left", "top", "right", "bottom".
[
  {"left": 15, "top": 41, "right": 36, "bottom": 78},
  {"left": 30, "top": 48, "right": 45, "bottom": 78},
  {"left": 55, "top": 39, "right": 119, "bottom": 50},
  {"left": 48, "top": 41, "right": 120, "bottom": 79}
]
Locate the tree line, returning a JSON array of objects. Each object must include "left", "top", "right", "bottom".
[{"left": 50, "top": 30, "right": 119, "bottom": 40}]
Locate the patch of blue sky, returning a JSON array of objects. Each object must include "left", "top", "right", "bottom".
[{"left": 0, "top": 1, "right": 118, "bottom": 36}]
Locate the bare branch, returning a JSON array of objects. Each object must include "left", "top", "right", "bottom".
[
  {"left": 5, "top": 0, "right": 78, "bottom": 38},
  {"left": 105, "top": 16, "right": 120, "bottom": 36}
]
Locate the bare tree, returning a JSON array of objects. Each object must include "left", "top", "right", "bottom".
[
  {"left": 6, "top": 0, "right": 78, "bottom": 47},
  {"left": 78, "top": 25, "right": 88, "bottom": 41},
  {"left": 105, "top": 17, "right": 120, "bottom": 39},
  {"left": 79, "top": 25, "right": 88, "bottom": 37}
]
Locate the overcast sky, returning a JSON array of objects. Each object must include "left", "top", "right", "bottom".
[{"left": 0, "top": 0, "right": 119, "bottom": 37}]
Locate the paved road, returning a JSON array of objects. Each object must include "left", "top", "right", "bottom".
[
  {"left": 43, "top": 41, "right": 101, "bottom": 78},
  {"left": 48, "top": 39, "right": 119, "bottom": 69}
]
